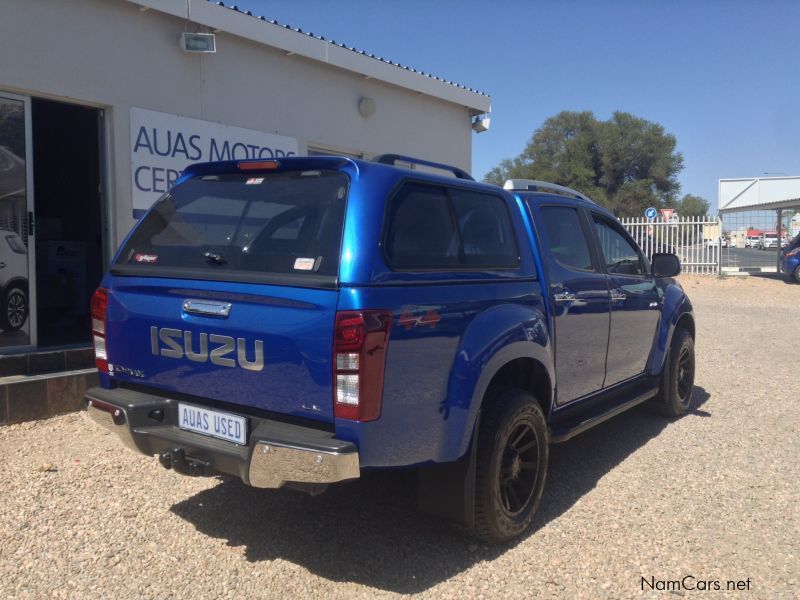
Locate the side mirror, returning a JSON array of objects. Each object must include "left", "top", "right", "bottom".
[{"left": 652, "top": 253, "right": 681, "bottom": 277}]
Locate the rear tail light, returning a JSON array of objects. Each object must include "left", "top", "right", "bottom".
[
  {"left": 91, "top": 288, "right": 109, "bottom": 373},
  {"left": 333, "top": 310, "right": 392, "bottom": 421}
]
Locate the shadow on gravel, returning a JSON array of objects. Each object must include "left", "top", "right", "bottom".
[
  {"left": 171, "top": 385, "right": 710, "bottom": 593},
  {"left": 534, "top": 385, "right": 711, "bottom": 530},
  {"left": 749, "top": 272, "right": 796, "bottom": 285}
]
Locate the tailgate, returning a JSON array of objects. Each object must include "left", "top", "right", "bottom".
[
  {"left": 105, "top": 276, "right": 338, "bottom": 423},
  {"left": 102, "top": 164, "right": 350, "bottom": 424}
]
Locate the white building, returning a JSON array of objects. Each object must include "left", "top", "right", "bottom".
[{"left": 0, "top": 0, "right": 491, "bottom": 353}]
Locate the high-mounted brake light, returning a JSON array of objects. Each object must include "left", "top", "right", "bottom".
[
  {"left": 91, "top": 288, "right": 109, "bottom": 373},
  {"left": 238, "top": 160, "right": 280, "bottom": 171},
  {"left": 333, "top": 310, "right": 392, "bottom": 421}
]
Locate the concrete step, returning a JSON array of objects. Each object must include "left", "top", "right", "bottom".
[
  {"left": 0, "top": 368, "right": 98, "bottom": 425},
  {"left": 0, "top": 347, "right": 95, "bottom": 378}
]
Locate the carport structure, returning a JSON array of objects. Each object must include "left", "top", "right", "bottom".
[{"left": 718, "top": 176, "right": 800, "bottom": 270}]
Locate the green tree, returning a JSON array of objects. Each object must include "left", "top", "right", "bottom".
[
  {"left": 671, "top": 194, "right": 710, "bottom": 217},
  {"left": 484, "top": 110, "right": 684, "bottom": 217}
]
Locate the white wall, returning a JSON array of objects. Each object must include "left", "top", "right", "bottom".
[{"left": 0, "top": 0, "right": 474, "bottom": 250}]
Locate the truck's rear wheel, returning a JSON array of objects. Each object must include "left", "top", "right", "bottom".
[
  {"left": 653, "top": 328, "right": 695, "bottom": 417},
  {"left": 473, "top": 389, "right": 548, "bottom": 543}
]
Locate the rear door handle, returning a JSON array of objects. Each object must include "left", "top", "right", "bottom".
[
  {"left": 554, "top": 291, "right": 577, "bottom": 302},
  {"left": 610, "top": 290, "right": 626, "bottom": 302}
]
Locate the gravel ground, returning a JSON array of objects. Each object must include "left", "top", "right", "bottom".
[{"left": 1, "top": 275, "right": 797, "bottom": 599}]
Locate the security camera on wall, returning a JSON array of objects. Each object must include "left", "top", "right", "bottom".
[{"left": 472, "top": 115, "right": 491, "bottom": 133}]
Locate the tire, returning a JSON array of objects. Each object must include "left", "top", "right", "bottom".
[
  {"left": 473, "top": 389, "right": 548, "bottom": 543},
  {"left": 0, "top": 286, "right": 28, "bottom": 331},
  {"left": 653, "top": 328, "right": 695, "bottom": 417},
  {"left": 793, "top": 265, "right": 800, "bottom": 284}
]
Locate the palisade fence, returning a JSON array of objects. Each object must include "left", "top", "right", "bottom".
[{"left": 620, "top": 216, "right": 723, "bottom": 275}]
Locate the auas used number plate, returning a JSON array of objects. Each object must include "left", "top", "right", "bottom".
[{"left": 178, "top": 403, "right": 247, "bottom": 445}]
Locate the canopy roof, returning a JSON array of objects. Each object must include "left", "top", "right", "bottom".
[{"left": 719, "top": 176, "right": 800, "bottom": 213}]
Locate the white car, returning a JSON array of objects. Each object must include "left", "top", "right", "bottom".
[
  {"left": 745, "top": 236, "right": 760, "bottom": 248},
  {"left": 0, "top": 229, "right": 28, "bottom": 331},
  {"left": 759, "top": 234, "right": 779, "bottom": 250}
]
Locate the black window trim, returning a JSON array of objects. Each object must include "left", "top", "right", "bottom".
[
  {"left": 381, "top": 178, "right": 522, "bottom": 273},
  {"left": 589, "top": 211, "right": 650, "bottom": 278}
]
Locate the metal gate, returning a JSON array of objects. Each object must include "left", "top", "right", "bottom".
[{"left": 620, "top": 216, "right": 723, "bottom": 275}]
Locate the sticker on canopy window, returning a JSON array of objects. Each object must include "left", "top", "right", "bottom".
[
  {"left": 134, "top": 253, "right": 158, "bottom": 264},
  {"left": 294, "top": 257, "right": 316, "bottom": 271},
  {"left": 245, "top": 177, "right": 264, "bottom": 185}
]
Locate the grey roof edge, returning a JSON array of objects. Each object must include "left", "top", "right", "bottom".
[
  {"left": 718, "top": 176, "right": 800, "bottom": 213},
  {"left": 129, "top": 0, "right": 491, "bottom": 113}
]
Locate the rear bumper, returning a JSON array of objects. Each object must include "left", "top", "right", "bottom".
[{"left": 85, "top": 387, "right": 359, "bottom": 489}]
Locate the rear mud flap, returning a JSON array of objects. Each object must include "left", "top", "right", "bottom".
[{"left": 416, "top": 416, "right": 479, "bottom": 528}]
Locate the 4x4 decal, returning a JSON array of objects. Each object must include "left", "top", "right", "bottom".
[{"left": 398, "top": 309, "right": 441, "bottom": 330}]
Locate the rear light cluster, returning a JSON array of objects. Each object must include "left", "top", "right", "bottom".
[
  {"left": 91, "top": 288, "right": 109, "bottom": 373},
  {"left": 333, "top": 310, "right": 392, "bottom": 421}
]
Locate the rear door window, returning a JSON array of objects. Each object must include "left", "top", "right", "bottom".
[
  {"left": 538, "top": 206, "right": 594, "bottom": 271},
  {"left": 115, "top": 170, "right": 348, "bottom": 281}
]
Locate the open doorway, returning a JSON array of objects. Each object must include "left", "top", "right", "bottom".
[{"left": 32, "top": 98, "right": 104, "bottom": 348}]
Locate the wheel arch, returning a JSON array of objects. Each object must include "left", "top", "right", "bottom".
[
  {"left": 649, "top": 285, "right": 694, "bottom": 377},
  {"left": 448, "top": 340, "right": 555, "bottom": 462},
  {"left": 675, "top": 311, "right": 695, "bottom": 340},
  {"left": 482, "top": 357, "right": 553, "bottom": 420}
]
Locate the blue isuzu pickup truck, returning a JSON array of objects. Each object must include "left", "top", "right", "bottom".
[{"left": 86, "top": 155, "right": 694, "bottom": 542}]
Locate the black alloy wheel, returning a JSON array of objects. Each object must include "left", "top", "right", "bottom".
[
  {"left": 653, "top": 327, "right": 695, "bottom": 417},
  {"left": 0, "top": 287, "right": 27, "bottom": 331},
  {"left": 473, "top": 389, "right": 548, "bottom": 543}
]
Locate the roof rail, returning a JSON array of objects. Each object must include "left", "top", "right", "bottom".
[
  {"left": 374, "top": 154, "right": 474, "bottom": 181},
  {"left": 503, "top": 179, "right": 594, "bottom": 204}
]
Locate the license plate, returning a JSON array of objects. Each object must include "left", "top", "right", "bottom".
[{"left": 177, "top": 403, "right": 247, "bottom": 445}]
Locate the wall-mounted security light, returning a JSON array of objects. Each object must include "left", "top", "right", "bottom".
[
  {"left": 358, "top": 97, "right": 376, "bottom": 118},
  {"left": 180, "top": 32, "right": 216, "bottom": 53},
  {"left": 472, "top": 114, "right": 491, "bottom": 133}
]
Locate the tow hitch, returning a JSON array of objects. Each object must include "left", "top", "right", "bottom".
[{"left": 158, "top": 448, "right": 212, "bottom": 477}]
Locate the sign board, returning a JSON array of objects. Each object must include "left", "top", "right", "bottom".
[
  {"left": 660, "top": 208, "right": 675, "bottom": 221},
  {"left": 130, "top": 107, "right": 298, "bottom": 216},
  {"left": 645, "top": 207, "right": 657, "bottom": 220}
]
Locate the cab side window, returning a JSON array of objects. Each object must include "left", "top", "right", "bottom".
[
  {"left": 593, "top": 217, "right": 645, "bottom": 276},
  {"left": 539, "top": 206, "right": 594, "bottom": 271}
]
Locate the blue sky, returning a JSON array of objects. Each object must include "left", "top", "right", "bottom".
[{"left": 233, "top": 0, "right": 799, "bottom": 211}]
